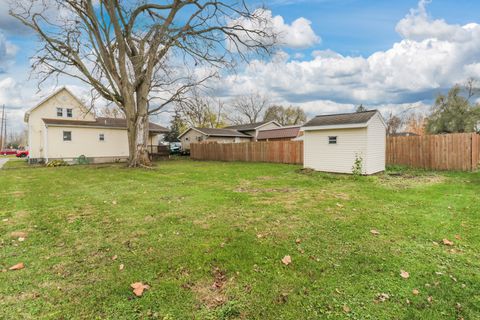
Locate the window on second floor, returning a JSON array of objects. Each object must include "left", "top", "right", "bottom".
[
  {"left": 63, "top": 131, "right": 72, "bottom": 141},
  {"left": 99, "top": 133, "right": 105, "bottom": 141},
  {"left": 66, "top": 108, "right": 73, "bottom": 118},
  {"left": 57, "top": 108, "right": 63, "bottom": 117}
]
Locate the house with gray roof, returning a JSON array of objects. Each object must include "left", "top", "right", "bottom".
[
  {"left": 225, "top": 120, "right": 281, "bottom": 141},
  {"left": 178, "top": 127, "right": 252, "bottom": 151},
  {"left": 179, "top": 120, "right": 282, "bottom": 151}
]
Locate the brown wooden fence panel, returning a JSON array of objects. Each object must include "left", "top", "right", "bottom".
[
  {"left": 386, "top": 133, "right": 480, "bottom": 171},
  {"left": 190, "top": 141, "right": 303, "bottom": 165}
]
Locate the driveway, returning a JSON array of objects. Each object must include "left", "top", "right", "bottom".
[{"left": 0, "top": 158, "right": 8, "bottom": 169}]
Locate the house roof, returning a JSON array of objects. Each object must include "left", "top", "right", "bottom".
[
  {"left": 257, "top": 126, "right": 301, "bottom": 140},
  {"left": 303, "top": 110, "right": 379, "bottom": 128},
  {"left": 225, "top": 120, "right": 280, "bottom": 131},
  {"left": 42, "top": 117, "right": 168, "bottom": 133},
  {"left": 178, "top": 127, "right": 251, "bottom": 139}
]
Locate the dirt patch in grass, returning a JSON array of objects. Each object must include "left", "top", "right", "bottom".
[
  {"left": 234, "top": 187, "right": 297, "bottom": 194},
  {"left": 5, "top": 191, "right": 25, "bottom": 198},
  {"left": 190, "top": 267, "right": 229, "bottom": 309},
  {"left": 378, "top": 173, "right": 446, "bottom": 189}
]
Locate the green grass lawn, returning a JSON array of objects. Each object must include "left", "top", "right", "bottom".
[{"left": 1, "top": 160, "right": 479, "bottom": 319}]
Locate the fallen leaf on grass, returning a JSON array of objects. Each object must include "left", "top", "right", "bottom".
[
  {"left": 295, "top": 238, "right": 302, "bottom": 244},
  {"left": 336, "top": 203, "right": 344, "bottom": 208},
  {"left": 454, "top": 234, "right": 461, "bottom": 240},
  {"left": 342, "top": 305, "right": 351, "bottom": 313},
  {"left": 427, "top": 296, "right": 433, "bottom": 304},
  {"left": 119, "top": 264, "right": 124, "bottom": 271},
  {"left": 400, "top": 270, "right": 410, "bottom": 279},
  {"left": 111, "top": 255, "right": 118, "bottom": 261},
  {"left": 375, "top": 293, "right": 390, "bottom": 303},
  {"left": 131, "top": 282, "right": 150, "bottom": 297},
  {"left": 442, "top": 239, "right": 454, "bottom": 246},
  {"left": 10, "top": 231, "right": 27, "bottom": 238},
  {"left": 370, "top": 229, "right": 380, "bottom": 236},
  {"left": 18, "top": 237, "right": 25, "bottom": 242},
  {"left": 112, "top": 200, "right": 117, "bottom": 205},
  {"left": 9, "top": 262, "right": 25, "bottom": 271},
  {"left": 281, "top": 255, "right": 292, "bottom": 266},
  {"left": 412, "top": 289, "right": 419, "bottom": 295}
]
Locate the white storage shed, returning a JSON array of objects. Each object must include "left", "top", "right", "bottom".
[{"left": 302, "top": 110, "right": 387, "bottom": 175}]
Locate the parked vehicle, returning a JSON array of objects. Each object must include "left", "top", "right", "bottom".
[
  {"left": 169, "top": 142, "right": 182, "bottom": 154},
  {"left": 16, "top": 149, "right": 29, "bottom": 158},
  {"left": 1, "top": 149, "right": 17, "bottom": 155}
]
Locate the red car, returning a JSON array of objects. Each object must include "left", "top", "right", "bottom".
[
  {"left": 16, "top": 150, "right": 29, "bottom": 158},
  {"left": 1, "top": 149, "right": 17, "bottom": 155}
]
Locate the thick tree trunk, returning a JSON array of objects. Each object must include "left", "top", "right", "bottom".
[{"left": 126, "top": 114, "right": 150, "bottom": 167}]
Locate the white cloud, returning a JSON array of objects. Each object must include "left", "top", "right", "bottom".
[
  {"left": 215, "top": 0, "right": 480, "bottom": 113},
  {"left": 395, "top": 0, "right": 472, "bottom": 42},
  {"left": 228, "top": 9, "right": 320, "bottom": 50}
]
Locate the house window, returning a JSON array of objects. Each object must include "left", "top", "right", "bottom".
[
  {"left": 99, "top": 133, "right": 105, "bottom": 141},
  {"left": 63, "top": 131, "right": 72, "bottom": 141},
  {"left": 66, "top": 108, "right": 73, "bottom": 118},
  {"left": 196, "top": 136, "right": 204, "bottom": 142},
  {"left": 57, "top": 108, "right": 63, "bottom": 117},
  {"left": 185, "top": 137, "right": 189, "bottom": 141},
  {"left": 328, "top": 136, "right": 337, "bottom": 144}
]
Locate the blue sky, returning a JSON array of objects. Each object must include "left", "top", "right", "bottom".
[
  {"left": 1, "top": 0, "right": 480, "bottom": 131},
  {"left": 265, "top": 0, "right": 480, "bottom": 55}
]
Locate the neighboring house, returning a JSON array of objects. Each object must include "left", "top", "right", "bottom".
[
  {"left": 257, "top": 125, "right": 302, "bottom": 141},
  {"left": 178, "top": 127, "right": 251, "bottom": 151},
  {"left": 24, "top": 87, "right": 168, "bottom": 163},
  {"left": 302, "top": 110, "right": 386, "bottom": 175},
  {"left": 225, "top": 120, "right": 281, "bottom": 141}
]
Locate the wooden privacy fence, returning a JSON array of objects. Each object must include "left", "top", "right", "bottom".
[
  {"left": 386, "top": 133, "right": 480, "bottom": 171},
  {"left": 190, "top": 141, "right": 303, "bottom": 164}
]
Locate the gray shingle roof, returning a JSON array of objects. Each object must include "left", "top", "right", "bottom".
[
  {"left": 42, "top": 117, "right": 169, "bottom": 133},
  {"left": 225, "top": 121, "right": 274, "bottom": 131},
  {"left": 303, "top": 110, "right": 378, "bottom": 127},
  {"left": 193, "top": 127, "right": 251, "bottom": 137},
  {"left": 257, "top": 126, "right": 301, "bottom": 140}
]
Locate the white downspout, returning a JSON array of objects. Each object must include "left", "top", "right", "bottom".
[
  {"left": 43, "top": 124, "right": 49, "bottom": 163},
  {"left": 27, "top": 120, "right": 32, "bottom": 162}
]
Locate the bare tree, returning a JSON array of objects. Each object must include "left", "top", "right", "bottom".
[
  {"left": 174, "top": 89, "right": 226, "bottom": 128},
  {"left": 10, "top": 1, "right": 275, "bottom": 166},
  {"left": 99, "top": 105, "right": 125, "bottom": 119},
  {"left": 385, "top": 112, "right": 403, "bottom": 136},
  {"left": 263, "top": 105, "right": 306, "bottom": 125},
  {"left": 228, "top": 92, "right": 269, "bottom": 124}
]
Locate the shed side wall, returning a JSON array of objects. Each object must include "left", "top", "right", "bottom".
[{"left": 304, "top": 128, "right": 368, "bottom": 174}]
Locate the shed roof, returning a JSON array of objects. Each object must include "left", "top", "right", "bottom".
[
  {"left": 257, "top": 126, "right": 301, "bottom": 140},
  {"left": 303, "top": 110, "right": 378, "bottom": 128},
  {"left": 42, "top": 117, "right": 168, "bottom": 133}
]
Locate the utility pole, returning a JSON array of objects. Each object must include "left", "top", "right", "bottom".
[
  {"left": 0, "top": 105, "right": 4, "bottom": 150},
  {"left": 3, "top": 110, "right": 7, "bottom": 149}
]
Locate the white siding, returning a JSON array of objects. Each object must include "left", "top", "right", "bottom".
[
  {"left": 46, "top": 126, "right": 129, "bottom": 159},
  {"left": 27, "top": 88, "right": 95, "bottom": 159},
  {"left": 304, "top": 128, "right": 368, "bottom": 174},
  {"left": 365, "top": 113, "right": 386, "bottom": 174}
]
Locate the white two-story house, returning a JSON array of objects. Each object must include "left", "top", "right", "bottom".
[{"left": 24, "top": 87, "right": 168, "bottom": 163}]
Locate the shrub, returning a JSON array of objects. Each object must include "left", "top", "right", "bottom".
[
  {"left": 46, "top": 160, "right": 69, "bottom": 167},
  {"left": 352, "top": 153, "right": 364, "bottom": 176}
]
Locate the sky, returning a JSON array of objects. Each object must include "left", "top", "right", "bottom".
[{"left": 1, "top": 0, "right": 480, "bottom": 134}]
